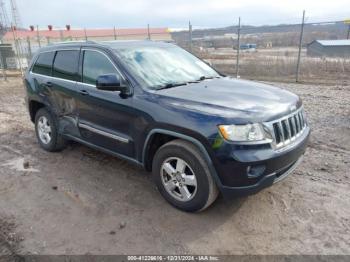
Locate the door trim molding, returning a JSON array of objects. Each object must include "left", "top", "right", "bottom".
[
  {"left": 78, "top": 123, "right": 129, "bottom": 143},
  {"left": 64, "top": 134, "right": 141, "bottom": 166}
]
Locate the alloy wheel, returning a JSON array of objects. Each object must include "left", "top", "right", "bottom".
[{"left": 160, "top": 157, "right": 197, "bottom": 202}]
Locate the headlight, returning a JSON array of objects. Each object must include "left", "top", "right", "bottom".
[{"left": 218, "top": 123, "right": 268, "bottom": 142}]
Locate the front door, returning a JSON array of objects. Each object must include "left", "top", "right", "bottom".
[{"left": 75, "top": 49, "right": 135, "bottom": 158}]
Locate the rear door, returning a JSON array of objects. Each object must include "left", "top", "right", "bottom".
[
  {"left": 75, "top": 48, "right": 135, "bottom": 158},
  {"left": 50, "top": 49, "right": 80, "bottom": 136},
  {"left": 30, "top": 51, "right": 56, "bottom": 101},
  {"left": 30, "top": 49, "right": 80, "bottom": 137}
]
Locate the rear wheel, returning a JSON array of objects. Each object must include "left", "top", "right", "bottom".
[
  {"left": 35, "top": 108, "right": 67, "bottom": 152},
  {"left": 152, "top": 139, "right": 218, "bottom": 212}
]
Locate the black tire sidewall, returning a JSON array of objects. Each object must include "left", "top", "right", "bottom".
[
  {"left": 34, "top": 108, "right": 60, "bottom": 151},
  {"left": 153, "top": 143, "right": 211, "bottom": 212}
]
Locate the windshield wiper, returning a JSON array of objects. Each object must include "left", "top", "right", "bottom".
[
  {"left": 155, "top": 77, "right": 217, "bottom": 90},
  {"left": 155, "top": 82, "right": 188, "bottom": 90},
  {"left": 197, "top": 76, "right": 216, "bottom": 81}
]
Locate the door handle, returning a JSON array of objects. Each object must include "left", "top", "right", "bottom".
[
  {"left": 79, "top": 90, "right": 90, "bottom": 96},
  {"left": 46, "top": 81, "right": 53, "bottom": 87}
]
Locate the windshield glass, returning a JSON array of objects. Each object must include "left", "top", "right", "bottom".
[{"left": 114, "top": 45, "right": 220, "bottom": 90}]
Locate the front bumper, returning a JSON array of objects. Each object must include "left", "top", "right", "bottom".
[
  {"left": 220, "top": 155, "right": 304, "bottom": 198},
  {"left": 212, "top": 126, "right": 310, "bottom": 198}
]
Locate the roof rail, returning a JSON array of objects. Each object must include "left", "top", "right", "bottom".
[{"left": 48, "top": 40, "right": 96, "bottom": 45}]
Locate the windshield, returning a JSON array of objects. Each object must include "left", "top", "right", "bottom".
[{"left": 114, "top": 45, "right": 220, "bottom": 90}]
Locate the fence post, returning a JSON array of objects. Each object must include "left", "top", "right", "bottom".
[
  {"left": 0, "top": 49, "right": 7, "bottom": 81},
  {"left": 59, "top": 30, "right": 64, "bottom": 41},
  {"left": 26, "top": 37, "right": 32, "bottom": 57},
  {"left": 113, "top": 26, "right": 117, "bottom": 40},
  {"left": 347, "top": 24, "right": 350, "bottom": 39},
  {"left": 189, "top": 21, "right": 193, "bottom": 52},
  {"left": 11, "top": 24, "right": 24, "bottom": 75},
  {"left": 147, "top": 24, "right": 151, "bottom": 40},
  {"left": 235, "top": 17, "right": 241, "bottom": 78},
  {"left": 36, "top": 25, "right": 41, "bottom": 47},
  {"left": 296, "top": 10, "right": 305, "bottom": 83}
]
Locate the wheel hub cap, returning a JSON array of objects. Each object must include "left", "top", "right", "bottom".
[
  {"left": 160, "top": 157, "right": 197, "bottom": 202},
  {"left": 37, "top": 116, "right": 52, "bottom": 144}
]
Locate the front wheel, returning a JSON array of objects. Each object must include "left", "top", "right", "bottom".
[{"left": 152, "top": 139, "right": 218, "bottom": 212}]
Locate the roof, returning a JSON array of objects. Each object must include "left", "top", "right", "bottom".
[
  {"left": 37, "top": 40, "right": 175, "bottom": 52},
  {"left": 2, "top": 27, "right": 170, "bottom": 40},
  {"left": 311, "top": 39, "right": 350, "bottom": 46}
]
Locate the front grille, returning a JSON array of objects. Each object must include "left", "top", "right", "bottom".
[{"left": 268, "top": 108, "right": 307, "bottom": 149}]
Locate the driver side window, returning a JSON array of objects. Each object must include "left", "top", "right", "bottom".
[{"left": 82, "top": 50, "right": 120, "bottom": 85}]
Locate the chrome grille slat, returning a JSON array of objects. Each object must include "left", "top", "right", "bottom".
[
  {"left": 300, "top": 111, "right": 304, "bottom": 127},
  {"left": 265, "top": 107, "right": 307, "bottom": 149},
  {"left": 299, "top": 112, "right": 304, "bottom": 128},
  {"left": 277, "top": 122, "right": 285, "bottom": 143},
  {"left": 285, "top": 119, "right": 291, "bottom": 141},
  {"left": 288, "top": 117, "right": 295, "bottom": 137},
  {"left": 294, "top": 115, "right": 299, "bottom": 133}
]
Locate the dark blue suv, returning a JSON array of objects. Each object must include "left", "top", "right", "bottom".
[{"left": 24, "top": 41, "right": 310, "bottom": 212}]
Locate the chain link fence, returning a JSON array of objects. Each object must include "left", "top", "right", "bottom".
[
  {"left": 0, "top": 26, "right": 169, "bottom": 79},
  {"left": 173, "top": 18, "right": 350, "bottom": 85},
  {"left": 1, "top": 17, "right": 350, "bottom": 85}
]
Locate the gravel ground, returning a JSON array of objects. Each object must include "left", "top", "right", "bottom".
[{"left": 0, "top": 78, "right": 349, "bottom": 255}]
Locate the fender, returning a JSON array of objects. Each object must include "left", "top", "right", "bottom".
[{"left": 142, "top": 128, "right": 224, "bottom": 189}]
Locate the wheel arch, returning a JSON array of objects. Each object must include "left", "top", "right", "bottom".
[
  {"left": 142, "top": 129, "right": 223, "bottom": 188},
  {"left": 29, "top": 99, "right": 46, "bottom": 123}
]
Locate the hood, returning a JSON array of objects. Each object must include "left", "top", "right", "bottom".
[{"left": 154, "top": 77, "right": 301, "bottom": 123}]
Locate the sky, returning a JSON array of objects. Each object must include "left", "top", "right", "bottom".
[{"left": 11, "top": 0, "right": 350, "bottom": 29}]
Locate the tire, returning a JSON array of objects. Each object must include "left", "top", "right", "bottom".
[
  {"left": 34, "top": 107, "right": 67, "bottom": 152},
  {"left": 152, "top": 139, "right": 219, "bottom": 212}
]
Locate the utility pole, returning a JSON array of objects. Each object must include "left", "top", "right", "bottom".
[
  {"left": 113, "top": 26, "right": 117, "bottom": 40},
  {"left": 235, "top": 17, "right": 241, "bottom": 78},
  {"left": 9, "top": 0, "right": 22, "bottom": 28},
  {"left": 10, "top": 0, "right": 25, "bottom": 72},
  {"left": 189, "top": 21, "right": 193, "bottom": 53},
  {"left": 347, "top": 25, "right": 350, "bottom": 39},
  {"left": 296, "top": 10, "right": 305, "bottom": 83},
  {"left": 147, "top": 24, "right": 150, "bottom": 40},
  {"left": 84, "top": 28, "right": 88, "bottom": 40}
]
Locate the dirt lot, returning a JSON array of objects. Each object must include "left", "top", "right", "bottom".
[{"left": 0, "top": 78, "right": 349, "bottom": 255}]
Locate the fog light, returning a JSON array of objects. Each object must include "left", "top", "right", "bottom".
[{"left": 247, "top": 165, "right": 266, "bottom": 178}]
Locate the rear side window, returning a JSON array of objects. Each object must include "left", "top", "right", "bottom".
[
  {"left": 83, "top": 50, "right": 120, "bottom": 85},
  {"left": 53, "top": 50, "right": 79, "bottom": 81},
  {"left": 32, "top": 52, "right": 55, "bottom": 76}
]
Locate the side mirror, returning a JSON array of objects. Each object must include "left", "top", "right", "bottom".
[{"left": 96, "top": 74, "right": 128, "bottom": 94}]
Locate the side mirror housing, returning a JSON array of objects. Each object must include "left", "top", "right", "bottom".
[{"left": 96, "top": 74, "right": 128, "bottom": 94}]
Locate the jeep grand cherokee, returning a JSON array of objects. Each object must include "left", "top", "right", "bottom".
[{"left": 24, "top": 41, "right": 310, "bottom": 212}]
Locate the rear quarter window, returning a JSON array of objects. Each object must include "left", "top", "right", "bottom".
[
  {"left": 32, "top": 52, "right": 55, "bottom": 76},
  {"left": 53, "top": 50, "right": 80, "bottom": 81}
]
